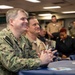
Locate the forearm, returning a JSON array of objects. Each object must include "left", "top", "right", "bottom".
[
  {"left": 0, "top": 52, "right": 40, "bottom": 72},
  {"left": 0, "top": 42, "right": 40, "bottom": 72}
]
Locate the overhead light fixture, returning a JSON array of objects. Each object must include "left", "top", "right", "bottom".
[
  {"left": 62, "top": 11, "right": 75, "bottom": 14},
  {"left": 38, "top": 13, "right": 52, "bottom": 16},
  {"left": 43, "top": 6, "right": 61, "bottom": 9},
  {"left": 0, "top": 5, "right": 13, "bottom": 9},
  {"left": 26, "top": 0, "right": 40, "bottom": 3}
]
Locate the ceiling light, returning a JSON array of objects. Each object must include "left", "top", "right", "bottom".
[
  {"left": 26, "top": 0, "right": 40, "bottom": 3},
  {"left": 43, "top": 6, "right": 61, "bottom": 9},
  {"left": 0, "top": 5, "right": 13, "bottom": 9},
  {"left": 38, "top": 13, "right": 52, "bottom": 16},
  {"left": 62, "top": 11, "right": 75, "bottom": 14}
]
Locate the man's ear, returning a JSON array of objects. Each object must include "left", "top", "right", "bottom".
[{"left": 9, "top": 18, "right": 14, "bottom": 26}]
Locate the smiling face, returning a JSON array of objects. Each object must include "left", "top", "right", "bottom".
[
  {"left": 11, "top": 11, "right": 28, "bottom": 32},
  {"left": 27, "top": 18, "right": 40, "bottom": 35},
  {"left": 7, "top": 9, "right": 28, "bottom": 34}
]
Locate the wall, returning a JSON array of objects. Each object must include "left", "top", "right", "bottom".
[
  {"left": 0, "top": 24, "right": 6, "bottom": 30},
  {"left": 64, "top": 18, "right": 75, "bottom": 28}
]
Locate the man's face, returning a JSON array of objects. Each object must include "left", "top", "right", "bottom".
[
  {"left": 10, "top": 11, "right": 28, "bottom": 33},
  {"left": 73, "top": 21, "right": 75, "bottom": 27},
  {"left": 52, "top": 17, "right": 57, "bottom": 23},
  {"left": 60, "top": 32, "right": 67, "bottom": 40},
  {"left": 28, "top": 19, "right": 40, "bottom": 35},
  {"left": 39, "top": 29, "right": 46, "bottom": 37}
]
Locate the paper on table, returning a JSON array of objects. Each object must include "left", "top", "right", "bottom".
[
  {"left": 72, "top": 61, "right": 75, "bottom": 64},
  {"left": 48, "top": 67, "right": 72, "bottom": 71}
]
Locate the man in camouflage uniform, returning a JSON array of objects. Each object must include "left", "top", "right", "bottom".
[
  {"left": 0, "top": 8, "right": 55, "bottom": 75},
  {"left": 25, "top": 17, "right": 46, "bottom": 54}
]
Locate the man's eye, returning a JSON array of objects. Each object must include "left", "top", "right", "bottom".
[
  {"left": 34, "top": 24, "right": 37, "bottom": 26},
  {"left": 21, "top": 18, "right": 27, "bottom": 21},
  {"left": 33, "top": 23, "right": 39, "bottom": 26},
  {"left": 21, "top": 18, "right": 24, "bottom": 20}
]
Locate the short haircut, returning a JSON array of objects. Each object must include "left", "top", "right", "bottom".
[
  {"left": 28, "top": 16, "right": 36, "bottom": 21},
  {"left": 59, "top": 28, "right": 67, "bottom": 33},
  {"left": 6, "top": 8, "right": 28, "bottom": 24},
  {"left": 51, "top": 15, "right": 56, "bottom": 18},
  {"left": 40, "top": 26, "right": 46, "bottom": 31},
  {"left": 27, "top": 16, "right": 37, "bottom": 25}
]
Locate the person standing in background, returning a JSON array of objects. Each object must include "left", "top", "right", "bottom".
[
  {"left": 68, "top": 20, "right": 75, "bottom": 38},
  {"left": 47, "top": 15, "right": 63, "bottom": 40}
]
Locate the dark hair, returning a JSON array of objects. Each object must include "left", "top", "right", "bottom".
[
  {"left": 51, "top": 15, "right": 56, "bottom": 18},
  {"left": 59, "top": 28, "right": 67, "bottom": 33},
  {"left": 27, "top": 16, "right": 36, "bottom": 22},
  {"left": 27, "top": 16, "right": 37, "bottom": 25},
  {"left": 29, "top": 13, "right": 36, "bottom": 16}
]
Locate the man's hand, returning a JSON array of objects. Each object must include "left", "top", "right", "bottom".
[
  {"left": 45, "top": 49, "right": 57, "bottom": 61},
  {"left": 40, "top": 50, "right": 52, "bottom": 65},
  {"left": 62, "top": 54, "right": 67, "bottom": 59},
  {"left": 39, "top": 49, "right": 57, "bottom": 65}
]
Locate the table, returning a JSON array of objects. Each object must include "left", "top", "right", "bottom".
[{"left": 18, "top": 60, "right": 75, "bottom": 75}]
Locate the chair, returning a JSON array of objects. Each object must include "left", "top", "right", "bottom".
[{"left": 70, "top": 55, "right": 75, "bottom": 60}]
